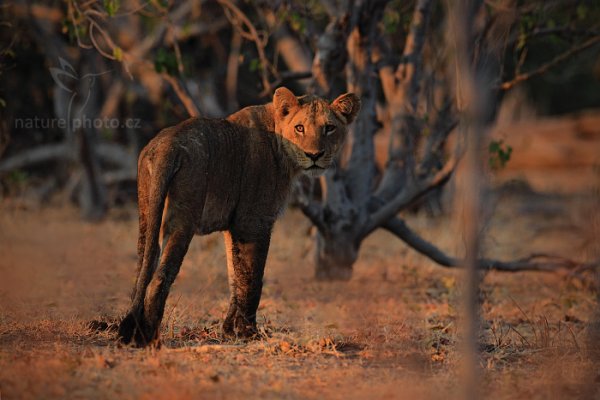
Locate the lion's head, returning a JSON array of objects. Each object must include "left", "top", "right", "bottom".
[{"left": 272, "top": 87, "right": 361, "bottom": 177}]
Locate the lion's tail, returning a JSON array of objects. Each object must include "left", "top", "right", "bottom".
[
  {"left": 133, "top": 151, "right": 178, "bottom": 311},
  {"left": 119, "top": 145, "right": 178, "bottom": 344}
]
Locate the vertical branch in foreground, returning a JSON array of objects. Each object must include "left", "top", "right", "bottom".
[
  {"left": 583, "top": 163, "right": 600, "bottom": 396},
  {"left": 449, "top": 1, "right": 487, "bottom": 398}
]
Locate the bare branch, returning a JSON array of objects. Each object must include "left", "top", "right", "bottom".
[
  {"left": 312, "top": 17, "right": 350, "bottom": 96},
  {"left": 383, "top": 217, "right": 458, "bottom": 266},
  {"left": 508, "top": 26, "right": 600, "bottom": 46},
  {"left": 66, "top": 0, "right": 206, "bottom": 116},
  {"left": 161, "top": 73, "right": 201, "bottom": 117},
  {"left": 266, "top": 71, "right": 313, "bottom": 94},
  {"left": 96, "top": 143, "right": 136, "bottom": 170},
  {"left": 292, "top": 179, "right": 326, "bottom": 232},
  {"left": 263, "top": 9, "right": 314, "bottom": 92},
  {"left": 11, "top": 3, "right": 64, "bottom": 23},
  {"left": 102, "top": 169, "right": 137, "bottom": 184},
  {"left": 382, "top": 217, "right": 595, "bottom": 272},
  {"left": 171, "top": 19, "right": 229, "bottom": 42},
  {"left": 0, "top": 144, "right": 70, "bottom": 173},
  {"left": 226, "top": 30, "right": 242, "bottom": 113},
  {"left": 363, "top": 156, "right": 457, "bottom": 236},
  {"left": 297, "top": 201, "right": 326, "bottom": 234},
  {"left": 418, "top": 99, "right": 458, "bottom": 177},
  {"left": 344, "top": 0, "right": 387, "bottom": 209},
  {"left": 217, "top": 0, "right": 275, "bottom": 95},
  {"left": 99, "top": 81, "right": 125, "bottom": 119},
  {"left": 500, "top": 35, "right": 600, "bottom": 91},
  {"left": 377, "top": 0, "right": 434, "bottom": 199}
]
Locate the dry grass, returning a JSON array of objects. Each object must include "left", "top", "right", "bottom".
[{"left": 0, "top": 184, "right": 598, "bottom": 399}]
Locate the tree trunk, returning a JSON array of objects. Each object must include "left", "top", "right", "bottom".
[
  {"left": 310, "top": 0, "right": 385, "bottom": 280},
  {"left": 314, "top": 230, "right": 358, "bottom": 281},
  {"left": 299, "top": 0, "right": 582, "bottom": 280}
]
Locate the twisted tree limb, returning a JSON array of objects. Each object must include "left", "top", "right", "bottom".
[
  {"left": 500, "top": 35, "right": 600, "bottom": 90},
  {"left": 363, "top": 155, "right": 457, "bottom": 236},
  {"left": 0, "top": 144, "right": 70, "bottom": 173},
  {"left": 382, "top": 217, "right": 595, "bottom": 272},
  {"left": 376, "top": 0, "right": 433, "bottom": 199}
]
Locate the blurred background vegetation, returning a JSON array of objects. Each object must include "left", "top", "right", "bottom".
[
  {"left": 0, "top": 0, "right": 598, "bottom": 199},
  {"left": 0, "top": 0, "right": 598, "bottom": 277}
]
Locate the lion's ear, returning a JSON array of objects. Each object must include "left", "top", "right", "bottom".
[
  {"left": 331, "top": 93, "right": 361, "bottom": 124},
  {"left": 273, "top": 87, "right": 299, "bottom": 118}
]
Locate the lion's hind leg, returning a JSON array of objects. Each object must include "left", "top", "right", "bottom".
[
  {"left": 118, "top": 154, "right": 172, "bottom": 346},
  {"left": 134, "top": 171, "right": 206, "bottom": 346},
  {"left": 137, "top": 209, "right": 195, "bottom": 345}
]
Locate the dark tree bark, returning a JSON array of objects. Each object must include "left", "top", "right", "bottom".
[
  {"left": 296, "top": 0, "right": 596, "bottom": 279},
  {"left": 304, "top": 0, "right": 386, "bottom": 279}
]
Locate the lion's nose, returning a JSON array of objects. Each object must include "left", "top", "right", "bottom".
[{"left": 305, "top": 151, "right": 324, "bottom": 162}]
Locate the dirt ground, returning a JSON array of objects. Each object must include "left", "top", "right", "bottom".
[
  {"left": 1, "top": 113, "right": 600, "bottom": 399},
  {"left": 0, "top": 182, "right": 598, "bottom": 399}
]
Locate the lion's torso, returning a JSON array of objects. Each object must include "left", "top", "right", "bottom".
[
  {"left": 138, "top": 92, "right": 357, "bottom": 242},
  {"left": 119, "top": 88, "right": 360, "bottom": 345},
  {"left": 140, "top": 112, "right": 293, "bottom": 238}
]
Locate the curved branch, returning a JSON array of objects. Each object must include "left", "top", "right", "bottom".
[
  {"left": 292, "top": 179, "right": 326, "bottom": 232},
  {"left": 0, "top": 143, "right": 70, "bottom": 173},
  {"left": 297, "top": 201, "right": 326, "bottom": 233},
  {"left": 266, "top": 71, "right": 312, "bottom": 95},
  {"left": 382, "top": 217, "right": 595, "bottom": 272},
  {"left": 363, "top": 156, "right": 456, "bottom": 237},
  {"left": 161, "top": 73, "right": 200, "bottom": 117},
  {"left": 500, "top": 35, "right": 600, "bottom": 91},
  {"left": 102, "top": 169, "right": 137, "bottom": 184},
  {"left": 96, "top": 142, "right": 136, "bottom": 169},
  {"left": 217, "top": 0, "right": 274, "bottom": 95}
]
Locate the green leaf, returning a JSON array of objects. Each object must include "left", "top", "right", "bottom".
[
  {"left": 576, "top": 4, "right": 587, "bottom": 20},
  {"left": 489, "top": 141, "right": 500, "bottom": 153},
  {"left": 383, "top": 10, "right": 400, "bottom": 34},
  {"left": 62, "top": 19, "right": 76, "bottom": 43},
  {"left": 112, "top": 46, "right": 123, "bottom": 62},
  {"left": 182, "top": 21, "right": 192, "bottom": 37},
  {"left": 103, "top": 0, "right": 120, "bottom": 17},
  {"left": 289, "top": 12, "right": 306, "bottom": 35},
  {"left": 249, "top": 58, "right": 261, "bottom": 72},
  {"left": 154, "top": 48, "right": 178, "bottom": 76},
  {"left": 9, "top": 170, "right": 28, "bottom": 184},
  {"left": 488, "top": 139, "right": 513, "bottom": 170},
  {"left": 516, "top": 32, "right": 526, "bottom": 51}
]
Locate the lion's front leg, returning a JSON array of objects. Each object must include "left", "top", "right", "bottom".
[{"left": 222, "top": 228, "right": 271, "bottom": 338}]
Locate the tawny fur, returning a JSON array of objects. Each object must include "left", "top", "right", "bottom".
[{"left": 118, "top": 87, "right": 360, "bottom": 346}]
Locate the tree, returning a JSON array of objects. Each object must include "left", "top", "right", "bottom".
[
  {"left": 0, "top": 0, "right": 598, "bottom": 276},
  {"left": 293, "top": 0, "right": 600, "bottom": 279}
]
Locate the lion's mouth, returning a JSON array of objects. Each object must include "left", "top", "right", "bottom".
[{"left": 303, "top": 164, "right": 327, "bottom": 176}]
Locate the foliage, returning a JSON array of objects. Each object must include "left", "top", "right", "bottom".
[
  {"left": 103, "top": 0, "right": 120, "bottom": 17},
  {"left": 488, "top": 140, "right": 513, "bottom": 171},
  {"left": 0, "top": 0, "right": 597, "bottom": 271},
  {"left": 154, "top": 48, "right": 179, "bottom": 76}
]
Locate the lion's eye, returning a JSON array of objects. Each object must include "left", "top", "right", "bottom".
[
  {"left": 294, "top": 124, "right": 304, "bottom": 134},
  {"left": 324, "top": 124, "right": 336, "bottom": 135}
]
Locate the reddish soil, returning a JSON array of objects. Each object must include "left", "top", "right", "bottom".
[{"left": 1, "top": 115, "right": 599, "bottom": 399}]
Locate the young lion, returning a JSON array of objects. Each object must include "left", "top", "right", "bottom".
[{"left": 118, "top": 87, "right": 360, "bottom": 346}]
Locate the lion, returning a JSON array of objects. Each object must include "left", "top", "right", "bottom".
[{"left": 118, "top": 87, "right": 361, "bottom": 346}]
